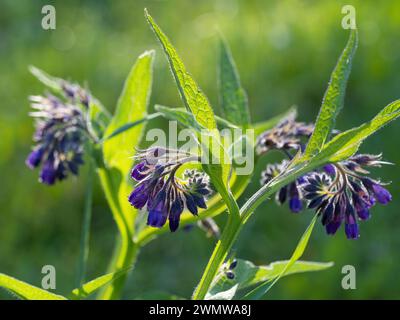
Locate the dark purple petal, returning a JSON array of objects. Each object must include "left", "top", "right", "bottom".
[
  {"left": 326, "top": 221, "right": 341, "bottom": 235},
  {"left": 229, "top": 260, "right": 238, "bottom": 270},
  {"left": 193, "top": 194, "right": 207, "bottom": 209},
  {"left": 197, "top": 188, "right": 210, "bottom": 196},
  {"left": 362, "top": 178, "right": 392, "bottom": 205},
  {"left": 184, "top": 194, "right": 198, "bottom": 216},
  {"left": 323, "top": 164, "right": 336, "bottom": 175},
  {"left": 169, "top": 198, "right": 184, "bottom": 232},
  {"left": 276, "top": 186, "right": 287, "bottom": 204},
  {"left": 39, "top": 160, "right": 56, "bottom": 185},
  {"left": 128, "top": 184, "right": 149, "bottom": 209},
  {"left": 308, "top": 195, "right": 325, "bottom": 209},
  {"left": 131, "top": 161, "right": 147, "bottom": 181},
  {"left": 345, "top": 223, "right": 359, "bottom": 239},
  {"left": 371, "top": 184, "right": 392, "bottom": 205},
  {"left": 321, "top": 201, "right": 334, "bottom": 225},
  {"left": 357, "top": 207, "right": 370, "bottom": 220},
  {"left": 289, "top": 197, "right": 302, "bottom": 213},
  {"left": 147, "top": 201, "right": 167, "bottom": 228},
  {"left": 26, "top": 148, "right": 44, "bottom": 169}
]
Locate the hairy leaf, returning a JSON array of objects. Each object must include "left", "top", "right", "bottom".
[
  {"left": 208, "top": 259, "right": 332, "bottom": 299},
  {"left": 316, "top": 99, "right": 400, "bottom": 162},
  {"left": 145, "top": 9, "right": 233, "bottom": 215},
  {"left": 71, "top": 268, "right": 131, "bottom": 299},
  {"left": 0, "top": 273, "right": 67, "bottom": 300},
  {"left": 155, "top": 105, "right": 239, "bottom": 130},
  {"left": 243, "top": 214, "right": 318, "bottom": 299},
  {"left": 145, "top": 9, "right": 216, "bottom": 130},
  {"left": 219, "top": 37, "right": 250, "bottom": 127},
  {"left": 98, "top": 50, "right": 154, "bottom": 299},
  {"left": 304, "top": 30, "right": 358, "bottom": 157}
]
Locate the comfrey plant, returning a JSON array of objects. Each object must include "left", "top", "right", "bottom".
[
  {"left": 1, "top": 10, "right": 399, "bottom": 300},
  {"left": 257, "top": 113, "right": 392, "bottom": 239}
]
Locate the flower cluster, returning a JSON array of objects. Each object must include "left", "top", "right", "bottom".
[
  {"left": 257, "top": 113, "right": 392, "bottom": 239},
  {"left": 302, "top": 155, "right": 392, "bottom": 239},
  {"left": 256, "top": 111, "right": 314, "bottom": 155},
  {"left": 26, "top": 81, "right": 91, "bottom": 185},
  {"left": 261, "top": 160, "right": 304, "bottom": 213},
  {"left": 128, "top": 147, "right": 211, "bottom": 232}
]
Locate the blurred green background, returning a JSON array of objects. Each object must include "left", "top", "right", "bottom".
[{"left": 1, "top": 0, "right": 399, "bottom": 299}]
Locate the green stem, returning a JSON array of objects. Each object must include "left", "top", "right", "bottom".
[
  {"left": 76, "top": 158, "right": 94, "bottom": 290},
  {"left": 192, "top": 161, "right": 320, "bottom": 300},
  {"left": 96, "top": 167, "right": 137, "bottom": 299},
  {"left": 99, "top": 240, "right": 139, "bottom": 300},
  {"left": 192, "top": 215, "right": 242, "bottom": 300}
]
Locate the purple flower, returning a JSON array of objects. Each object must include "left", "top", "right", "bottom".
[
  {"left": 27, "top": 79, "right": 92, "bottom": 185},
  {"left": 148, "top": 201, "right": 167, "bottom": 228},
  {"left": 40, "top": 160, "right": 57, "bottom": 185},
  {"left": 131, "top": 161, "right": 148, "bottom": 181},
  {"left": 128, "top": 149, "right": 210, "bottom": 232},
  {"left": 256, "top": 110, "right": 393, "bottom": 241},
  {"left": 362, "top": 178, "right": 392, "bottom": 205},
  {"left": 26, "top": 148, "right": 44, "bottom": 169},
  {"left": 300, "top": 154, "right": 392, "bottom": 239},
  {"left": 128, "top": 183, "right": 149, "bottom": 209},
  {"left": 323, "top": 164, "right": 336, "bottom": 175}
]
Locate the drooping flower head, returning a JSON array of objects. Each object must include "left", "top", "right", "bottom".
[
  {"left": 256, "top": 111, "right": 314, "bottom": 155},
  {"left": 302, "top": 154, "right": 392, "bottom": 239},
  {"left": 26, "top": 81, "right": 93, "bottom": 185},
  {"left": 128, "top": 147, "right": 211, "bottom": 232},
  {"left": 257, "top": 112, "right": 392, "bottom": 240}
]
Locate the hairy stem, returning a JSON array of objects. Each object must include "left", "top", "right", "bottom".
[
  {"left": 96, "top": 168, "right": 136, "bottom": 299},
  {"left": 192, "top": 160, "right": 319, "bottom": 299},
  {"left": 76, "top": 158, "right": 94, "bottom": 290}
]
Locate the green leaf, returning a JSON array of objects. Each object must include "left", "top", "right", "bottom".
[
  {"left": 145, "top": 9, "right": 216, "bottom": 130},
  {"left": 98, "top": 50, "right": 154, "bottom": 299},
  {"left": 208, "top": 259, "right": 332, "bottom": 299},
  {"left": 0, "top": 273, "right": 67, "bottom": 300},
  {"left": 304, "top": 29, "right": 358, "bottom": 158},
  {"left": 145, "top": 9, "right": 234, "bottom": 216},
  {"left": 71, "top": 268, "right": 131, "bottom": 299},
  {"left": 29, "top": 65, "right": 62, "bottom": 91},
  {"left": 206, "top": 284, "right": 239, "bottom": 300},
  {"left": 103, "top": 50, "right": 154, "bottom": 169},
  {"left": 101, "top": 113, "right": 161, "bottom": 142},
  {"left": 218, "top": 37, "right": 250, "bottom": 127},
  {"left": 243, "top": 214, "right": 318, "bottom": 300},
  {"left": 86, "top": 98, "right": 111, "bottom": 140},
  {"left": 315, "top": 99, "right": 400, "bottom": 162},
  {"left": 155, "top": 105, "right": 239, "bottom": 130}
]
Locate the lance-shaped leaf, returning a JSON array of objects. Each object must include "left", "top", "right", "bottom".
[
  {"left": 155, "top": 105, "right": 239, "bottom": 130},
  {"left": 103, "top": 50, "right": 154, "bottom": 169},
  {"left": 207, "top": 259, "right": 332, "bottom": 300},
  {"left": 0, "top": 273, "right": 67, "bottom": 300},
  {"left": 99, "top": 50, "right": 154, "bottom": 299},
  {"left": 145, "top": 9, "right": 216, "bottom": 130},
  {"left": 145, "top": 9, "right": 234, "bottom": 215},
  {"left": 304, "top": 29, "right": 358, "bottom": 158},
  {"left": 71, "top": 268, "right": 131, "bottom": 299},
  {"left": 314, "top": 99, "right": 400, "bottom": 163},
  {"left": 218, "top": 37, "right": 250, "bottom": 128},
  {"left": 243, "top": 214, "right": 318, "bottom": 300}
]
